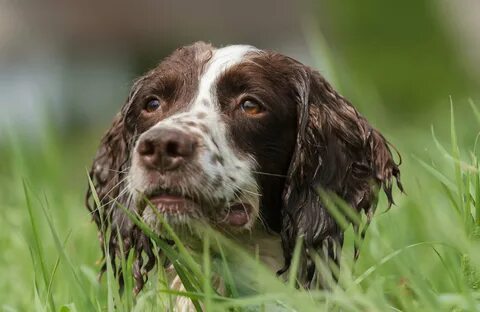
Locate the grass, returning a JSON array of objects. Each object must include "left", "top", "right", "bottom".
[{"left": 0, "top": 101, "right": 479, "bottom": 312}]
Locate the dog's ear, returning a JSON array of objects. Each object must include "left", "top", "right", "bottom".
[
  {"left": 85, "top": 76, "right": 155, "bottom": 293},
  {"left": 280, "top": 67, "right": 402, "bottom": 286},
  {"left": 87, "top": 112, "right": 127, "bottom": 219}
]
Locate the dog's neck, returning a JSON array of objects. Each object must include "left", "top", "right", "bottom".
[
  {"left": 168, "top": 224, "right": 284, "bottom": 310},
  {"left": 175, "top": 222, "right": 285, "bottom": 273},
  {"left": 231, "top": 224, "right": 284, "bottom": 273}
]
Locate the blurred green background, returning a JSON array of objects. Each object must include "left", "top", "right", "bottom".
[
  {"left": 1, "top": 0, "right": 480, "bottom": 310},
  {"left": 1, "top": 0, "right": 478, "bottom": 138}
]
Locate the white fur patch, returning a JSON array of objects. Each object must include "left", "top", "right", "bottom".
[
  {"left": 128, "top": 45, "right": 261, "bottom": 232},
  {"left": 195, "top": 45, "right": 256, "bottom": 109}
]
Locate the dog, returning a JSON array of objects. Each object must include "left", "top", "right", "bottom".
[{"left": 86, "top": 41, "right": 402, "bottom": 302}]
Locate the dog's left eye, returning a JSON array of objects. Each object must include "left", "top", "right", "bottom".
[
  {"left": 145, "top": 99, "right": 161, "bottom": 112},
  {"left": 240, "top": 99, "right": 264, "bottom": 116}
]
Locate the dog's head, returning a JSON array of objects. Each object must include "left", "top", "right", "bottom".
[{"left": 86, "top": 42, "right": 402, "bottom": 291}]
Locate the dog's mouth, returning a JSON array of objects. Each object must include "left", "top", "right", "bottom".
[
  {"left": 222, "top": 203, "right": 252, "bottom": 227},
  {"left": 144, "top": 189, "right": 253, "bottom": 227},
  {"left": 147, "top": 193, "right": 197, "bottom": 215}
]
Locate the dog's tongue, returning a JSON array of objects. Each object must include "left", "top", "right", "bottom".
[{"left": 226, "top": 203, "right": 251, "bottom": 226}]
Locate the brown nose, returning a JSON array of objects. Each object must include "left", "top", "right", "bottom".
[{"left": 137, "top": 128, "right": 196, "bottom": 171}]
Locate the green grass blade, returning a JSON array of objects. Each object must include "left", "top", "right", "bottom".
[
  {"left": 450, "top": 101, "right": 465, "bottom": 215},
  {"left": 412, "top": 155, "right": 457, "bottom": 192},
  {"left": 38, "top": 191, "right": 96, "bottom": 311},
  {"left": 23, "top": 181, "right": 57, "bottom": 312},
  {"left": 353, "top": 241, "right": 458, "bottom": 286},
  {"left": 288, "top": 235, "right": 303, "bottom": 289},
  {"left": 469, "top": 99, "right": 480, "bottom": 125},
  {"left": 203, "top": 233, "right": 212, "bottom": 311}
]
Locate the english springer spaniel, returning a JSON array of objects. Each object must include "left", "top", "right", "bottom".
[{"left": 86, "top": 41, "right": 402, "bottom": 298}]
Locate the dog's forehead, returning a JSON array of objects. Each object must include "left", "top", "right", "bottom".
[
  {"left": 195, "top": 44, "right": 257, "bottom": 108},
  {"left": 163, "top": 43, "right": 257, "bottom": 77},
  {"left": 150, "top": 43, "right": 259, "bottom": 112},
  {"left": 198, "top": 45, "right": 256, "bottom": 89}
]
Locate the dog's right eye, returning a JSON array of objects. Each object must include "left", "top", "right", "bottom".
[{"left": 145, "top": 98, "right": 161, "bottom": 112}]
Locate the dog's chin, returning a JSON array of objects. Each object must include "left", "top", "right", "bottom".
[{"left": 142, "top": 192, "right": 255, "bottom": 240}]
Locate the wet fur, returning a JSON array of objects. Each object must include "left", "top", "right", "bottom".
[{"left": 86, "top": 42, "right": 402, "bottom": 293}]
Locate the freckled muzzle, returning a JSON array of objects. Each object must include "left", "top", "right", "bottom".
[{"left": 131, "top": 117, "right": 259, "bottom": 231}]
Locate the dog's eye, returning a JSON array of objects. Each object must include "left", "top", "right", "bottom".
[
  {"left": 145, "top": 99, "right": 161, "bottom": 112},
  {"left": 240, "top": 99, "right": 264, "bottom": 116}
]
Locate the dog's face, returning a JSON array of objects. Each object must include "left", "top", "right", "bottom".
[
  {"left": 87, "top": 42, "right": 401, "bottom": 291},
  {"left": 126, "top": 44, "right": 299, "bottom": 236}
]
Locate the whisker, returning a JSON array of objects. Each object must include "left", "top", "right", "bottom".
[
  {"left": 252, "top": 170, "right": 287, "bottom": 178},
  {"left": 223, "top": 179, "right": 262, "bottom": 197},
  {"left": 117, "top": 191, "right": 135, "bottom": 235},
  {"left": 89, "top": 184, "right": 131, "bottom": 216},
  {"left": 99, "top": 175, "right": 130, "bottom": 201},
  {"left": 238, "top": 189, "right": 262, "bottom": 197},
  {"left": 105, "top": 167, "right": 131, "bottom": 174}
]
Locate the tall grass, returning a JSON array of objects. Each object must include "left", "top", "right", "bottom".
[{"left": 1, "top": 99, "right": 479, "bottom": 311}]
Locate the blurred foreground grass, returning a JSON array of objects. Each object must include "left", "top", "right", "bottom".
[{"left": 1, "top": 100, "right": 480, "bottom": 311}]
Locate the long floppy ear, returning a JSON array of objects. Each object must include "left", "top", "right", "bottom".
[
  {"left": 280, "top": 68, "right": 402, "bottom": 286},
  {"left": 85, "top": 77, "right": 156, "bottom": 293}
]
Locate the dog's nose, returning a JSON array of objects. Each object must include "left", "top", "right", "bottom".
[{"left": 137, "top": 129, "right": 196, "bottom": 171}]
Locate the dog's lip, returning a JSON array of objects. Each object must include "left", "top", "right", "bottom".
[
  {"left": 146, "top": 192, "right": 198, "bottom": 214},
  {"left": 149, "top": 194, "right": 187, "bottom": 203},
  {"left": 223, "top": 203, "right": 252, "bottom": 227},
  {"left": 146, "top": 188, "right": 195, "bottom": 203},
  {"left": 144, "top": 190, "right": 253, "bottom": 226}
]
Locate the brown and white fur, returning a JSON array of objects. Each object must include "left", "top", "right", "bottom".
[{"left": 86, "top": 42, "right": 402, "bottom": 309}]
